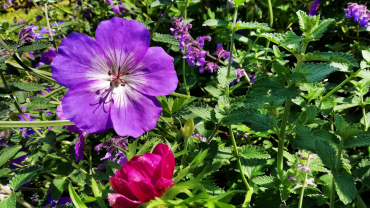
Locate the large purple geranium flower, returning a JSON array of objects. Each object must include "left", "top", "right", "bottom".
[{"left": 51, "top": 17, "right": 178, "bottom": 137}]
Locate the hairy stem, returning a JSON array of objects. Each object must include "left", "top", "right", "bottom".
[
  {"left": 362, "top": 95, "right": 367, "bottom": 131},
  {"left": 183, "top": 49, "right": 190, "bottom": 96},
  {"left": 298, "top": 155, "right": 311, "bottom": 208},
  {"left": 276, "top": 99, "right": 291, "bottom": 179},
  {"left": 225, "top": 6, "right": 238, "bottom": 97},
  {"left": 330, "top": 147, "right": 343, "bottom": 208},
  {"left": 265, "top": 0, "right": 273, "bottom": 50}
]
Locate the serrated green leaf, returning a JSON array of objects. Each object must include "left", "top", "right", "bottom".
[
  {"left": 150, "top": 0, "right": 171, "bottom": 7},
  {"left": 202, "top": 19, "right": 229, "bottom": 27},
  {"left": 280, "top": 31, "right": 304, "bottom": 46},
  {"left": 233, "top": 0, "right": 247, "bottom": 6},
  {"left": 12, "top": 82, "right": 45, "bottom": 91},
  {"left": 0, "top": 168, "right": 10, "bottom": 177},
  {"left": 189, "top": 102, "right": 214, "bottom": 121},
  {"left": 204, "top": 85, "right": 223, "bottom": 98},
  {"left": 302, "top": 62, "right": 340, "bottom": 82},
  {"left": 309, "top": 157, "right": 329, "bottom": 172},
  {"left": 10, "top": 166, "right": 42, "bottom": 191},
  {"left": 91, "top": 177, "right": 107, "bottom": 208},
  {"left": 353, "top": 158, "right": 370, "bottom": 186},
  {"left": 298, "top": 105, "right": 317, "bottom": 125},
  {"left": 240, "top": 158, "right": 267, "bottom": 179},
  {"left": 152, "top": 33, "right": 178, "bottom": 45},
  {"left": 303, "top": 52, "right": 358, "bottom": 67},
  {"left": 272, "top": 63, "right": 290, "bottom": 80},
  {"left": 311, "top": 19, "right": 334, "bottom": 40},
  {"left": 6, "top": 24, "right": 25, "bottom": 33},
  {"left": 16, "top": 91, "right": 28, "bottom": 103},
  {"left": 68, "top": 182, "right": 88, "bottom": 208},
  {"left": 51, "top": 179, "right": 67, "bottom": 201},
  {"left": 0, "top": 145, "right": 22, "bottom": 167},
  {"left": 0, "top": 55, "right": 10, "bottom": 65},
  {"left": 218, "top": 66, "right": 236, "bottom": 88},
  {"left": 233, "top": 21, "right": 271, "bottom": 31},
  {"left": 244, "top": 76, "right": 300, "bottom": 104},
  {"left": 25, "top": 96, "right": 54, "bottom": 111},
  {"left": 359, "top": 26, "right": 370, "bottom": 32},
  {"left": 17, "top": 41, "right": 52, "bottom": 52},
  {"left": 38, "top": 131, "right": 57, "bottom": 145},
  {"left": 312, "top": 130, "right": 340, "bottom": 146},
  {"left": 252, "top": 176, "right": 277, "bottom": 188},
  {"left": 222, "top": 108, "right": 273, "bottom": 132},
  {"left": 0, "top": 40, "right": 16, "bottom": 51},
  {"left": 0, "top": 63, "right": 20, "bottom": 76},
  {"left": 234, "top": 34, "right": 252, "bottom": 45},
  {"left": 253, "top": 33, "right": 284, "bottom": 44},
  {"left": 0, "top": 102, "right": 11, "bottom": 119},
  {"left": 362, "top": 50, "right": 370, "bottom": 62},
  {"left": 240, "top": 145, "right": 270, "bottom": 159},
  {"left": 333, "top": 171, "right": 356, "bottom": 204},
  {"left": 360, "top": 112, "right": 370, "bottom": 129},
  {"left": 315, "top": 140, "right": 337, "bottom": 169},
  {"left": 0, "top": 192, "right": 16, "bottom": 208},
  {"left": 342, "top": 134, "right": 370, "bottom": 149},
  {"left": 296, "top": 10, "right": 320, "bottom": 36}
]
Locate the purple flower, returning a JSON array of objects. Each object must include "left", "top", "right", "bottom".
[
  {"left": 97, "top": 163, "right": 106, "bottom": 171},
  {"left": 39, "top": 27, "right": 56, "bottom": 34},
  {"left": 3, "top": 4, "right": 9, "bottom": 8},
  {"left": 297, "top": 154, "right": 307, "bottom": 159},
  {"left": 235, "top": 68, "right": 245, "bottom": 82},
  {"left": 40, "top": 47, "right": 57, "bottom": 64},
  {"left": 192, "top": 133, "right": 206, "bottom": 142},
  {"left": 36, "top": 15, "right": 43, "bottom": 21},
  {"left": 287, "top": 175, "right": 298, "bottom": 183},
  {"left": 94, "top": 136, "right": 128, "bottom": 165},
  {"left": 309, "top": 0, "right": 321, "bottom": 16},
  {"left": 56, "top": 103, "right": 87, "bottom": 161},
  {"left": 244, "top": 133, "right": 249, "bottom": 138},
  {"left": 344, "top": 3, "right": 369, "bottom": 27},
  {"left": 214, "top": 43, "right": 233, "bottom": 62},
  {"left": 51, "top": 21, "right": 65, "bottom": 27},
  {"left": 44, "top": 195, "right": 72, "bottom": 207},
  {"left": 106, "top": 0, "right": 114, "bottom": 5},
  {"left": 51, "top": 17, "right": 178, "bottom": 137},
  {"left": 112, "top": 5, "right": 120, "bottom": 14},
  {"left": 306, "top": 178, "right": 317, "bottom": 188},
  {"left": 249, "top": 75, "right": 255, "bottom": 84},
  {"left": 10, "top": 155, "right": 27, "bottom": 169},
  {"left": 202, "top": 61, "right": 219, "bottom": 73},
  {"left": 170, "top": 17, "right": 192, "bottom": 52},
  {"left": 296, "top": 162, "right": 311, "bottom": 173},
  {"left": 17, "top": 20, "right": 26, "bottom": 25},
  {"left": 236, "top": 19, "right": 242, "bottom": 34}
]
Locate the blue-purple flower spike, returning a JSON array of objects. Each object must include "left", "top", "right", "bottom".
[
  {"left": 309, "top": 0, "right": 321, "bottom": 16},
  {"left": 344, "top": 3, "right": 370, "bottom": 27}
]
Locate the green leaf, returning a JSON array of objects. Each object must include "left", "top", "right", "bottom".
[
  {"left": 240, "top": 158, "right": 267, "bottom": 179},
  {"left": 244, "top": 76, "right": 300, "bottom": 104},
  {"left": 302, "top": 62, "right": 340, "bottom": 82},
  {"left": 0, "top": 63, "right": 20, "bottom": 76},
  {"left": 91, "top": 177, "right": 107, "bottom": 208},
  {"left": 0, "top": 55, "right": 10, "bottom": 65},
  {"left": 333, "top": 171, "right": 356, "bottom": 205},
  {"left": 342, "top": 134, "right": 370, "bottom": 149},
  {"left": 17, "top": 41, "right": 52, "bottom": 52},
  {"left": 68, "top": 182, "right": 88, "bottom": 208},
  {"left": 0, "top": 102, "right": 11, "bottom": 119},
  {"left": 298, "top": 105, "right": 317, "bottom": 125},
  {"left": 233, "top": 0, "right": 247, "bottom": 6},
  {"left": 0, "top": 145, "right": 22, "bottom": 167},
  {"left": 312, "top": 129, "right": 340, "bottom": 146},
  {"left": 360, "top": 112, "right": 370, "bottom": 128},
  {"left": 38, "top": 131, "right": 56, "bottom": 145},
  {"left": 303, "top": 52, "right": 358, "bottom": 67},
  {"left": 51, "top": 179, "right": 67, "bottom": 201},
  {"left": 10, "top": 166, "right": 42, "bottom": 191},
  {"left": 0, "top": 168, "right": 10, "bottom": 177},
  {"left": 311, "top": 19, "right": 334, "bottom": 40},
  {"left": 16, "top": 91, "right": 28, "bottom": 103},
  {"left": 254, "top": 33, "right": 284, "bottom": 44},
  {"left": 222, "top": 108, "right": 273, "bottom": 132},
  {"left": 0, "top": 192, "right": 16, "bottom": 208},
  {"left": 189, "top": 102, "right": 215, "bottom": 121},
  {"left": 202, "top": 19, "right": 229, "bottom": 27},
  {"left": 152, "top": 33, "right": 178, "bottom": 45},
  {"left": 252, "top": 176, "right": 278, "bottom": 188},
  {"left": 353, "top": 158, "right": 370, "bottom": 186},
  {"left": 280, "top": 31, "right": 305, "bottom": 46},
  {"left": 362, "top": 50, "right": 370, "bottom": 62},
  {"left": 218, "top": 66, "right": 236, "bottom": 88},
  {"left": 240, "top": 145, "right": 270, "bottom": 159},
  {"left": 272, "top": 63, "right": 290, "bottom": 80},
  {"left": 234, "top": 34, "right": 252, "bottom": 45},
  {"left": 25, "top": 96, "right": 54, "bottom": 111},
  {"left": 6, "top": 24, "right": 25, "bottom": 33},
  {"left": 11, "top": 82, "right": 45, "bottom": 91},
  {"left": 0, "top": 40, "right": 16, "bottom": 51},
  {"left": 296, "top": 10, "right": 320, "bottom": 36},
  {"left": 204, "top": 85, "right": 223, "bottom": 98},
  {"left": 315, "top": 140, "right": 337, "bottom": 169},
  {"left": 309, "top": 157, "right": 329, "bottom": 173},
  {"left": 151, "top": 0, "right": 171, "bottom": 7},
  {"left": 233, "top": 21, "right": 271, "bottom": 31}
]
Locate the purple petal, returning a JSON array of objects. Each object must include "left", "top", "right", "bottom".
[
  {"left": 110, "top": 92, "right": 162, "bottom": 138},
  {"left": 61, "top": 80, "right": 113, "bottom": 133},
  {"left": 56, "top": 103, "right": 80, "bottom": 133},
  {"left": 125, "top": 47, "right": 178, "bottom": 96},
  {"left": 75, "top": 131, "right": 87, "bottom": 161},
  {"left": 51, "top": 33, "right": 112, "bottom": 88},
  {"left": 95, "top": 17, "right": 150, "bottom": 72}
]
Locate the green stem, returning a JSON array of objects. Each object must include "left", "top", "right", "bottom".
[
  {"left": 225, "top": 6, "right": 238, "bottom": 97},
  {"left": 43, "top": 86, "right": 65, "bottom": 98},
  {"left": 0, "top": 120, "right": 74, "bottom": 128},
  {"left": 276, "top": 99, "right": 291, "bottom": 180},
  {"left": 205, "top": 123, "right": 221, "bottom": 143},
  {"left": 330, "top": 147, "right": 343, "bottom": 208},
  {"left": 151, "top": 3, "right": 173, "bottom": 36},
  {"left": 0, "top": 184, "right": 35, "bottom": 208},
  {"left": 180, "top": 0, "right": 189, "bottom": 18},
  {"left": 32, "top": 0, "right": 46, "bottom": 19},
  {"left": 298, "top": 155, "right": 311, "bottom": 208},
  {"left": 362, "top": 97, "right": 367, "bottom": 131},
  {"left": 230, "top": 127, "right": 252, "bottom": 207},
  {"left": 180, "top": 137, "right": 189, "bottom": 166},
  {"left": 170, "top": 92, "right": 211, "bottom": 102},
  {"left": 355, "top": 193, "right": 367, "bottom": 208},
  {"left": 321, "top": 69, "right": 362, "bottom": 102},
  {"left": 12, "top": 55, "right": 56, "bottom": 83},
  {"left": 49, "top": 144, "right": 89, "bottom": 175},
  {"left": 265, "top": 0, "right": 273, "bottom": 50}
]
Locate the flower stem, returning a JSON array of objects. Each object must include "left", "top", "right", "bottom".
[
  {"left": 225, "top": 6, "right": 238, "bottom": 97},
  {"left": 0, "top": 120, "right": 74, "bottom": 128},
  {"left": 49, "top": 144, "right": 89, "bottom": 175},
  {"left": 151, "top": 3, "right": 173, "bottom": 36},
  {"left": 298, "top": 155, "right": 311, "bottom": 208},
  {"left": 265, "top": 0, "right": 273, "bottom": 50},
  {"left": 0, "top": 184, "right": 35, "bottom": 208},
  {"left": 32, "top": 1, "right": 46, "bottom": 19},
  {"left": 170, "top": 92, "right": 211, "bottom": 102},
  {"left": 182, "top": 50, "right": 190, "bottom": 96},
  {"left": 330, "top": 147, "right": 343, "bottom": 208},
  {"left": 180, "top": 137, "right": 189, "bottom": 166},
  {"left": 44, "top": 4, "right": 53, "bottom": 41},
  {"left": 180, "top": 0, "right": 189, "bottom": 18},
  {"left": 362, "top": 95, "right": 368, "bottom": 131},
  {"left": 43, "top": 86, "right": 65, "bottom": 99},
  {"left": 276, "top": 99, "right": 291, "bottom": 179},
  {"left": 321, "top": 69, "right": 362, "bottom": 102}
]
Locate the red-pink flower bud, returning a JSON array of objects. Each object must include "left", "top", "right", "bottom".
[{"left": 108, "top": 143, "right": 175, "bottom": 208}]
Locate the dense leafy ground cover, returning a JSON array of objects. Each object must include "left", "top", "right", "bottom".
[{"left": 1, "top": 0, "right": 370, "bottom": 207}]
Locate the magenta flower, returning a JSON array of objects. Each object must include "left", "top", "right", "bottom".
[
  {"left": 40, "top": 47, "right": 57, "bottom": 64},
  {"left": 108, "top": 143, "right": 175, "bottom": 208},
  {"left": 51, "top": 17, "right": 178, "bottom": 137}
]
